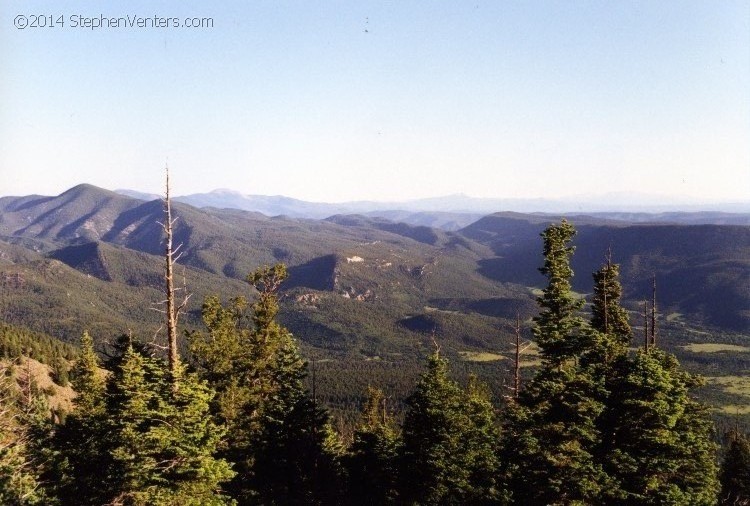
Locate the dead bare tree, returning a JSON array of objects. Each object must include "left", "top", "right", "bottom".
[
  {"left": 507, "top": 313, "right": 531, "bottom": 400},
  {"left": 650, "top": 275, "right": 657, "bottom": 349},
  {"left": 643, "top": 299, "right": 649, "bottom": 352},
  {"left": 603, "top": 248, "right": 612, "bottom": 335},
  {"left": 154, "top": 166, "right": 191, "bottom": 388}
]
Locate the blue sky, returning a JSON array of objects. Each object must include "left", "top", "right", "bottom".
[{"left": 1, "top": 1, "right": 748, "bottom": 202}]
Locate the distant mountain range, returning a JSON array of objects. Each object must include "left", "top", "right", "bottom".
[
  {"left": 114, "top": 188, "right": 750, "bottom": 229},
  {"left": 0, "top": 183, "right": 746, "bottom": 343}
]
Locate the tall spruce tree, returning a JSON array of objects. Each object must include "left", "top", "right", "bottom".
[
  {"left": 70, "top": 332, "right": 104, "bottom": 415},
  {"left": 463, "top": 375, "right": 504, "bottom": 504},
  {"left": 52, "top": 331, "right": 109, "bottom": 505},
  {"left": 191, "top": 264, "right": 342, "bottom": 504},
  {"left": 600, "top": 349, "right": 719, "bottom": 505},
  {"left": 590, "top": 255, "right": 632, "bottom": 354},
  {"left": 585, "top": 254, "right": 632, "bottom": 393},
  {"left": 533, "top": 220, "right": 590, "bottom": 366},
  {"left": 400, "top": 351, "right": 501, "bottom": 505},
  {"left": 104, "top": 342, "right": 235, "bottom": 506},
  {"left": 511, "top": 220, "right": 610, "bottom": 504},
  {"left": 344, "top": 387, "right": 401, "bottom": 505},
  {"left": 245, "top": 264, "right": 343, "bottom": 505},
  {"left": 189, "top": 295, "right": 256, "bottom": 465},
  {"left": 400, "top": 351, "right": 473, "bottom": 504}
]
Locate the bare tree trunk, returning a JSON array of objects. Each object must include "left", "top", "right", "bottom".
[
  {"left": 164, "top": 168, "right": 179, "bottom": 381},
  {"left": 311, "top": 358, "right": 317, "bottom": 409},
  {"left": 604, "top": 248, "right": 611, "bottom": 334},
  {"left": 160, "top": 167, "right": 190, "bottom": 389},
  {"left": 650, "top": 275, "right": 657, "bottom": 349},
  {"left": 643, "top": 300, "right": 649, "bottom": 352},
  {"left": 513, "top": 313, "right": 521, "bottom": 399}
]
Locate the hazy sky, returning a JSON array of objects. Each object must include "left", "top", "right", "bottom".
[{"left": 1, "top": 1, "right": 748, "bottom": 202}]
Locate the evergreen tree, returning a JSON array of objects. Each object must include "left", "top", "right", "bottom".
[
  {"left": 0, "top": 363, "right": 47, "bottom": 505},
  {"left": 585, "top": 244, "right": 719, "bottom": 505},
  {"left": 251, "top": 337, "right": 343, "bottom": 505},
  {"left": 104, "top": 342, "right": 235, "bottom": 506},
  {"left": 533, "top": 220, "right": 590, "bottom": 366},
  {"left": 400, "top": 351, "right": 472, "bottom": 504},
  {"left": 191, "top": 264, "right": 342, "bottom": 504},
  {"left": 345, "top": 387, "right": 401, "bottom": 505},
  {"left": 601, "top": 349, "right": 719, "bottom": 505},
  {"left": 590, "top": 255, "right": 632, "bottom": 357},
  {"left": 673, "top": 397, "right": 720, "bottom": 504},
  {"left": 246, "top": 265, "right": 343, "bottom": 505},
  {"left": 189, "top": 295, "right": 256, "bottom": 464},
  {"left": 52, "top": 331, "right": 109, "bottom": 505},
  {"left": 105, "top": 344, "right": 160, "bottom": 504},
  {"left": 719, "top": 429, "right": 750, "bottom": 505},
  {"left": 400, "top": 352, "right": 501, "bottom": 504},
  {"left": 511, "top": 220, "right": 609, "bottom": 504},
  {"left": 70, "top": 331, "right": 104, "bottom": 417},
  {"left": 463, "top": 375, "right": 503, "bottom": 504}
]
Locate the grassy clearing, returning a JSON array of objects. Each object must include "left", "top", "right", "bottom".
[
  {"left": 520, "top": 357, "right": 543, "bottom": 368},
  {"left": 706, "top": 376, "right": 750, "bottom": 397},
  {"left": 458, "top": 351, "right": 506, "bottom": 362},
  {"left": 459, "top": 342, "right": 542, "bottom": 366},
  {"left": 683, "top": 343, "right": 750, "bottom": 353},
  {"left": 424, "top": 306, "right": 460, "bottom": 315},
  {"left": 528, "top": 287, "right": 586, "bottom": 299},
  {"left": 715, "top": 405, "right": 750, "bottom": 415},
  {"left": 705, "top": 376, "right": 750, "bottom": 414}
]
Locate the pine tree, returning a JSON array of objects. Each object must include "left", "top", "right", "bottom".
[
  {"left": 247, "top": 265, "right": 343, "bottom": 505},
  {"left": 463, "top": 375, "right": 503, "bottom": 504},
  {"left": 70, "top": 331, "right": 104, "bottom": 417},
  {"left": 399, "top": 351, "right": 502, "bottom": 505},
  {"left": 251, "top": 338, "right": 343, "bottom": 505},
  {"left": 511, "top": 220, "right": 609, "bottom": 504},
  {"left": 533, "top": 220, "right": 589, "bottom": 366},
  {"left": 590, "top": 254, "right": 632, "bottom": 354},
  {"left": 104, "top": 342, "right": 235, "bottom": 506},
  {"left": 400, "top": 351, "right": 472, "bottom": 504},
  {"left": 673, "top": 397, "right": 720, "bottom": 504},
  {"left": 105, "top": 344, "right": 158, "bottom": 504},
  {"left": 601, "top": 349, "right": 719, "bottom": 505},
  {"left": 719, "top": 429, "right": 750, "bottom": 505},
  {"left": 0, "top": 363, "right": 47, "bottom": 505},
  {"left": 189, "top": 295, "right": 255, "bottom": 453},
  {"left": 586, "top": 247, "right": 720, "bottom": 504},
  {"left": 191, "top": 264, "right": 342, "bottom": 504},
  {"left": 52, "top": 331, "right": 109, "bottom": 505},
  {"left": 94, "top": 168, "right": 234, "bottom": 504},
  {"left": 345, "top": 387, "right": 401, "bottom": 505}
]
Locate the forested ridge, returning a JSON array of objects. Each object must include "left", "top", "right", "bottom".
[{"left": 1, "top": 215, "right": 748, "bottom": 505}]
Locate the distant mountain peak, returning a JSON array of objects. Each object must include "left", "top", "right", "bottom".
[
  {"left": 62, "top": 183, "right": 112, "bottom": 196},
  {"left": 210, "top": 188, "right": 245, "bottom": 196}
]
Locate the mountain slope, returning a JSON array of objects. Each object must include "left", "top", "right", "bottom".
[
  {"left": 2, "top": 185, "right": 748, "bottom": 344},
  {"left": 461, "top": 213, "right": 750, "bottom": 331}
]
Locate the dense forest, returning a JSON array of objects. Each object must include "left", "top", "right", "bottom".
[{"left": 1, "top": 203, "right": 749, "bottom": 504}]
